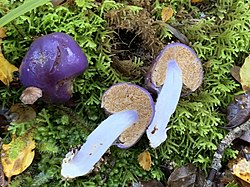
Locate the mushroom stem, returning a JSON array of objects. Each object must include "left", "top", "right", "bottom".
[
  {"left": 20, "top": 86, "right": 42, "bottom": 105},
  {"left": 146, "top": 60, "right": 182, "bottom": 148},
  {"left": 61, "top": 110, "right": 139, "bottom": 178}
]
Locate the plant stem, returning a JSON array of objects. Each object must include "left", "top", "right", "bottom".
[{"left": 204, "top": 120, "right": 250, "bottom": 187}]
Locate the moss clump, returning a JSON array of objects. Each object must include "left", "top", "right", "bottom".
[{"left": 0, "top": 0, "right": 249, "bottom": 186}]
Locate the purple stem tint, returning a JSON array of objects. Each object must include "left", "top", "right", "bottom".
[
  {"left": 146, "top": 60, "right": 182, "bottom": 148},
  {"left": 61, "top": 110, "right": 139, "bottom": 178}
]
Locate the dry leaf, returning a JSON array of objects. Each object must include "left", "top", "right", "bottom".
[
  {"left": 240, "top": 55, "right": 250, "bottom": 92},
  {"left": 161, "top": 6, "right": 174, "bottom": 22},
  {"left": 0, "top": 28, "right": 6, "bottom": 53},
  {"left": 138, "top": 150, "right": 151, "bottom": 171},
  {"left": 232, "top": 158, "right": 250, "bottom": 184},
  {"left": 0, "top": 138, "right": 7, "bottom": 187},
  {"left": 9, "top": 103, "right": 36, "bottom": 123},
  {"left": 1, "top": 134, "right": 35, "bottom": 181},
  {"left": 191, "top": 0, "right": 203, "bottom": 3},
  {"left": 0, "top": 53, "right": 18, "bottom": 86},
  {"left": 230, "top": 66, "right": 241, "bottom": 83},
  {"left": 167, "top": 163, "right": 206, "bottom": 187},
  {"left": 0, "top": 28, "right": 6, "bottom": 39}
]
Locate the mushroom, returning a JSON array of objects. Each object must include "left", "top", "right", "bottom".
[
  {"left": 146, "top": 43, "right": 203, "bottom": 148},
  {"left": 145, "top": 43, "right": 203, "bottom": 96},
  {"left": 101, "top": 83, "right": 155, "bottom": 148},
  {"left": 19, "top": 32, "right": 88, "bottom": 104},
  {"left": 61, "top": 110, "right": 139, "bottom": 178}
]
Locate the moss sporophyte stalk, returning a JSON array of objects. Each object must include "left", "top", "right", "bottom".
[{"left": 0, "top": 0, "right": 249, "bottom": 186}]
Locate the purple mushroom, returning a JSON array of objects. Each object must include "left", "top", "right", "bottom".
[
  {"left": 61, "top": 110, "right": 139, "bottom": 178},
  {"left": 146, "top": 43, "right": 203, "bottom": 148},
  {"left": 19, "top": 32, "right": 88, "bottom": 104},
  {"left": 101, "top": 83, "right": 155, "bottom": 148}
]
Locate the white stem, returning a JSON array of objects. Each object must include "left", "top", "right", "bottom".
[
  {"left": 20, "top": 86, "right": 42, "bottom": 105},
  {"left": 146, "top": 60, "right": 182, "bottom": 148},
  {"left": 61, "top": 110, "right": 139, "bottom": 178}
]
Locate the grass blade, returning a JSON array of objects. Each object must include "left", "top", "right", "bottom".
[{"left": 0, "top": 0, "right": 51, "bottom": 27}]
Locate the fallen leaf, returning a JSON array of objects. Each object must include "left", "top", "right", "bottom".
[
  {"left": 9, "top": 103, "right": 36, "bottom": 123},
  {"left": 0, "top": 138, "right": 7, "bottom": 187},
  {"left": 133, "top": 180, "right": 164, "bottom": 187},
  {"left": 0, "top": 53, "right": 18, "bottom": 86},
  {"left": 230, "top": 66, "right": 241, "bottom": 83},
  {"left": 0, "top": 28, "right": 6, "bottom": 53},
  {"left": 0, "top": 28, "right": 6, "bottom": 39},
  {"left": 232, "top": 158, "right": 250, "bottom": 184},
  {"left": 167, "top": 163, "right": 206, "bottom": 187},
  {"left": 240, "top": 55, "right": 250, "bottom": 92},
  {"left": 191, "top": 0, "right": 203, "bottom": 3},
  {"left": 161, "top": 6, "right": 173, "bottom": 22},
  {"left": 165, "top": 24, "right": 189, "bottom": 45},
  {"left": 138, "top": 150, "right": 151, "bottom": 171},
  {"left": 0, "top": 114, "right": 10, "bottom": 137},
  {"left": 1, "top": 134, "right": 35, "bottom": 181}
]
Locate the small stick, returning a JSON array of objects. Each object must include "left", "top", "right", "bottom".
[{"left": 204, "top": 120, "right": 250, "bottom": 187}]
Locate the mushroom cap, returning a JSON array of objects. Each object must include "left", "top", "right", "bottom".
[
  {"left": 101, "top": 83, "right": 155, "bottom": 148},
  {"left": 19, "top": 32, "right": 88, "bottom": 103},
  {"left": 146, "top": 43, "right": 203, "bottom": 94}
]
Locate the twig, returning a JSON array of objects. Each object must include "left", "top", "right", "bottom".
[{"left": 204, "top": 120, "right": 250, "bottom": 187}]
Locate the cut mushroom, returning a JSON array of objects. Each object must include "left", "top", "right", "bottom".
[
  {"left": 61, "top": 110, "right": 138, "bottom": 178},
  {"left": 101, "top": 83, "right": 155, "bottom": 148},
  {"left": 146, "top": 43, "right": 203, "bottom": 148},
  {"left": 146, "top": 43, "right": 203, "bottom": 95},
  {"left": 146, "top": 60, "right": 182, "bottom": 148}
]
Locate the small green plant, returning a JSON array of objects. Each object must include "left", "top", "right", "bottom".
[{"left": 0, "top": 0, "right": 50, "bottom": 27}]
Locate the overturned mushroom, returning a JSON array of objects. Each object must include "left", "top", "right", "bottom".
[
  {"left": 146, "top": 43, "right": 203, "bottom": 95},
  {"left": 101, "top": 83, "right": 155, "bottom": 148},
  {"left": 147, "top": 60, "right": 182, "bottom": 148},
  {"left": 61, "top": 110, "right": 138, "bottom": 178},
  {"left": 19, "top": 32, "right": 88, "bottom": 104},
  {"left": 146, "top": 43, "right": 203, "bottom": 148}
]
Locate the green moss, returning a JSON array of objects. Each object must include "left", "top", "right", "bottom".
[{"left": 0, "top": 0, "right": 249, "bottom": 186}]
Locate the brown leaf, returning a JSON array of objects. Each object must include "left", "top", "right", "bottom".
[
  {"left": 230, "top": 66, "right": 241, "bottom": 83},
  {"left": 138, "top": 150, "right": 151, "bottom": 171},
  {"left": 161, "top": 6, "right": 174, "bottom": 22},
  {"left": 0, "top": 53, "right": 18, "bottom": 86},
  {"left": 191, "top": 0, "right": 203, "bottom": 3},
  {"left": 0, "top": 138, "right": 7, "bottom": 187},
  {"left": 1, "top": 134, "right": 35, "bottom": 181},
  {"left": 9, "top": 103, "right": 36, "bottom": 123},
  {"left": 232, "top": 158, "right": 250, "bottom": 184},
  {"left": 0, "top": 28, "right": 6, "bottom": 39},
  {"left": 167, "top": 163, "right": 205, "bottom": 187}
]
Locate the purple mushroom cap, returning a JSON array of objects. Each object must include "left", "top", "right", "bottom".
[
  {"left": 101, "top": 83, "right": 155, "bottom": 148},
  {"left": 146, "top": 43, "right": 203, "bottom": 95},
  {"left": 19, "top": 32, "right": 88, "bottom": 103}
]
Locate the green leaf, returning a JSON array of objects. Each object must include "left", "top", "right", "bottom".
[{"left": 0, "top": 0, "right": 50, "bottom": 27}]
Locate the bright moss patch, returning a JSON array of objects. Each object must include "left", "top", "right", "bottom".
[{"left": 0, "top": 0, "right": 249, "bottom": 186}]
